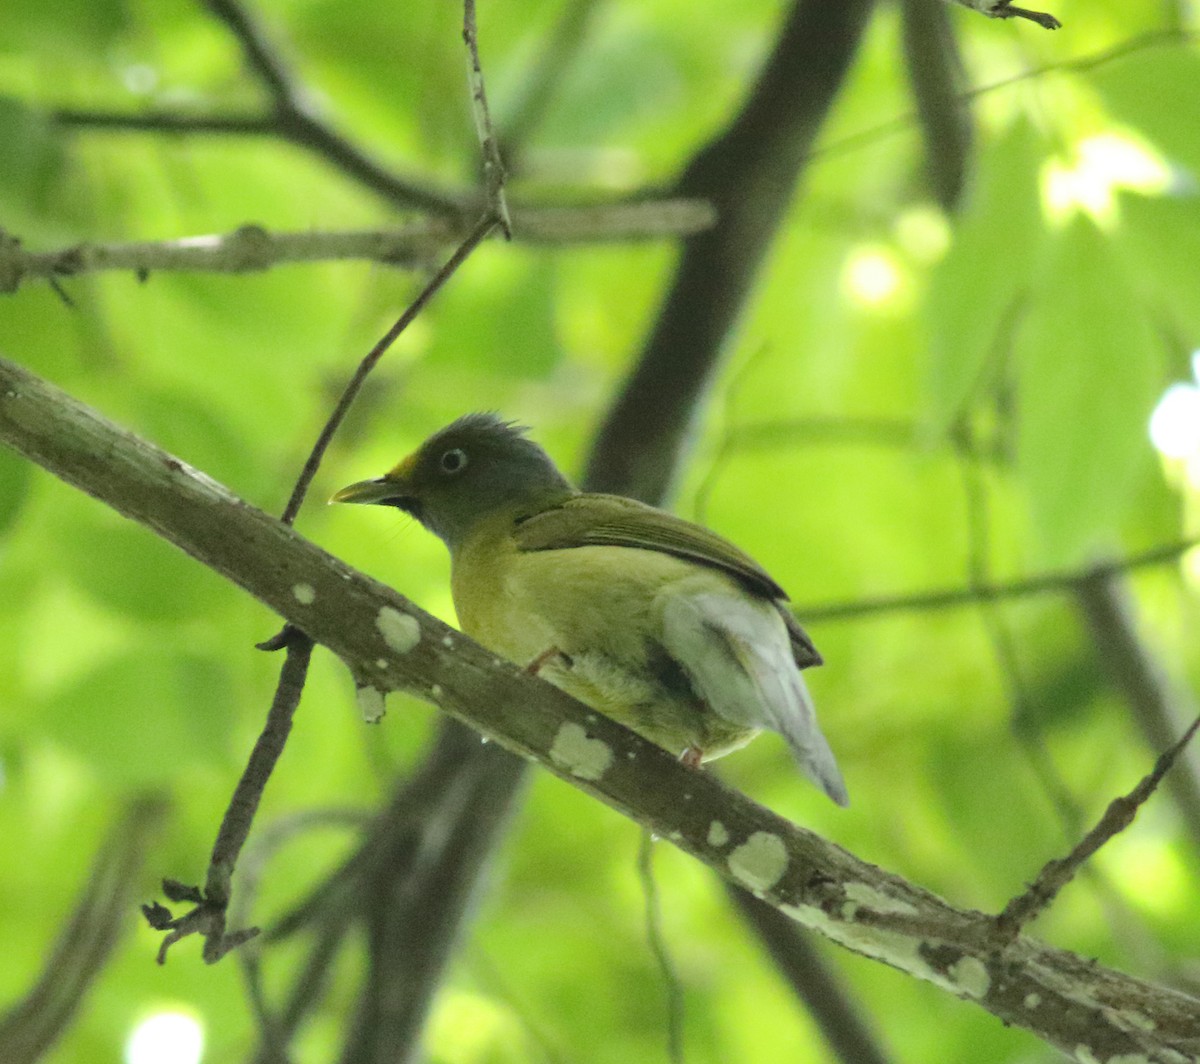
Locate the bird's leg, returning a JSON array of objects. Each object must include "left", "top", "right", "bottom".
[
  {"left": 525, "top": 647, "right": 573, "bottom": 676},
  {"left": 680, "top": 746, "right": 704, "bottom": 769}
]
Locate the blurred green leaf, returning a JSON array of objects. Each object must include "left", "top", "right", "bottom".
[
  {"left": 1115, "top": 191, "right": 1200, "bottom": 339},
  {"left": 36, "top": 651, "right": 235, "bottom": 784},
  {"left": 1015, "top": 217, "right": 1162, "bottom": 566},
  {"left": 0, "top": 0, "right": 130, "bottom": 55},
  {"left": 0, "top": 446, "right": 32, "bottom": 537},
  {"left": 54, "top": 505, "right": 229, "bottom": 624},
  {"left": 0, "top": 97, "right": 67, "bottom": 216},
  {"left": 1091, "top": 43, "right": 1200, "bottom": 177},
  {"left": 428, "top": 248, "right": 562, "bottom": 378},
  {"left": 923, "top": 119, "right": 1045, "bottom": 431}
]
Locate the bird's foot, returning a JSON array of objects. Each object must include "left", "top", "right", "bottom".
[
  {"left": 525, "top": 647, "right": 573, "bottom": 676},
  {"left": 680, "top": 746, "right": 704, "bottom": 769}
]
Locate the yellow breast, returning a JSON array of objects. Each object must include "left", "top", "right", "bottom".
[{"left": 448, "top": 513, "right": 757, "bottom": 760}]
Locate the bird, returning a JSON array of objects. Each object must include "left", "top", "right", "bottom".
[{"left": 332, "top": 413, "right": 848, "bottom": 806}]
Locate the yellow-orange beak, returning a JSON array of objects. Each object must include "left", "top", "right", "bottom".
[
  {"left": 331, "top": 452, "right": 420, "bottom": 506},
  {"left": 329, "top": 476, "right": 409, "bottom": 505}
]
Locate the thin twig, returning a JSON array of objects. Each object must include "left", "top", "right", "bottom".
[
  {"left": 201, "top": 0, "right": 304, "bottom": 105},
  {"left": 805, "top": 28, "right": 1188, "bottom": 170},
  {"left": 462, "top": 0, "right": 512, "bottom": 237},
  {"left": 802, "top": 536, "right": 1200, "bottom": 622},
  {"left": 142, "top": 214, "right": 497, "bottom": 966},
  {"left": 144, "top": 629, "right": 312, "bottom": 964},
  {"left": 280, "top": 212, "right": 497, "bottom": 525},
  {"left": 994, "top": 716, "right": 1200, "bottom": 942},
  {"left": 1075, "top": 572, "right": 1200, "bottom": 850},
  {"left": 945, "top": 0, "right": 1061, "bottom": 29}
]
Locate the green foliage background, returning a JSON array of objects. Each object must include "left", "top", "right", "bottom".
[{"left": 1, "top": 0, "right": 1199, "bottom": 1061}]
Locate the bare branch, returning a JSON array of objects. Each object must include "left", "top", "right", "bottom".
[
  {"left": 802, "top": 538, "right": 1200, "bottom": 623},
  {"left": 994, "top": 717, "right": 1200, "bottom": 942},
  {"left": 1074, "top": 571, "right": 1200, "bottom": 850},
  {"left": 901, "top": 0, "right": 973, "bottom": 211},
  {"left": 279, "top": 213, "right": 498, "bottom": 527},
  {"left": 943, "top": 0, "right": 1061, "bottom": 29},
  {"left": 0, "top": 201, "right": 714, "bottom": 293},
  {"left": 143, "top": 631, "right": 311, "bottom": 964},
  {"left": 3, "top": 357, "right": 1200, "bottom": 1061},
  {"left": 462, "top": 0, "right": 512, "bottom": 237}
]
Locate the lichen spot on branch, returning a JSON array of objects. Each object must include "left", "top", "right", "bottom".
[
  {"left": 728, "top": 832, "right": 789, "bottom": 892},
  {"left": 376, "top": 607, "right": 421, "bottom": 653},
  {"left": 549, "top": 722, "right": 614, "bottom": 781},
  {"left": 356, "top": 685, "right": 386, "bottom": 724},
  {"left": 949, "top": 956, "right": 991, "bottom": 1000},
  {"left": 707, "top": 821, "right": 730, "bottom": 847},
  {"left": 292, "top": 583, "right": 316, "bottom": 605}
]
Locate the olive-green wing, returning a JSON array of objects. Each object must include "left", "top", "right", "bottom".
[
  {"left": 514, "top": 492, "right": 788, "bottom": 600},
  {"left": 515, "top": 495, "right": 822, "bottom": 670}
]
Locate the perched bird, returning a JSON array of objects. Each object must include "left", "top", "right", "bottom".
[{"left": 332, "top": 414, "right": 848, "bottom": 805}]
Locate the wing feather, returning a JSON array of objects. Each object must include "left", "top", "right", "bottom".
[
  {"left": 659, "top": 590, "right": 848, "bottom": 806},
  {"left": 515, "top": 494, "right": 788, "bottom": 601}
]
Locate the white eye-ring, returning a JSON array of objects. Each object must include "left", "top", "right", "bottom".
[{"left": 440, "top": 448, "right": 468, "bottom": 474}]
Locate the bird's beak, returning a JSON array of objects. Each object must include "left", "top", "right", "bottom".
[
  {"left": 332, "top": 452, "right": 423, "bottom": 514},
  {"left": 329, "top": 476, "right": 410, "bottom": 506}
]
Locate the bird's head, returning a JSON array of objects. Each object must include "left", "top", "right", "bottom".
[{"left": 331, "top": 413, "right": 574, "bottom": 550}]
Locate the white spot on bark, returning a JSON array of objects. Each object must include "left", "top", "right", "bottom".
[
  {"left": 292, "top": 583, "right": 316, "bottom": 605},
  {"left": 780, "top": 902, "right": 968, "bottom": 998},
  {"left": 375, "top": 658, "right": 389, "bottom": 669},
  {"left": 442, "top": 635, "right": 455, "bottom": 648},
  {"left": 844, "top": 882, "right": 918, "bottom": 915},
  {"left": 1073, "top": 1048, "right": 1101, "bottom": 1064},
  {"left": 728, "top": 832, "right": 788, "bottom": 891},
  {"left": 549, "top": 722, "right": 613, "bottom": 781},
  {"left": 430, "top": 684, "right": 443, "bottom": 698},
  {"left": 1114, "top": 1011, "right": 1156, "bottom": 1033},
  {"left": 1024, "top": 993, "right": 1041, "bottom": 1010},
  {"left": 356, "top": 685, "right": 386, "bottom": 724},
  {"left": 949, "top": 956, "right": 990, "bottom": 999},
  {"left": 376, "top": 607, "right": 420, "bottom": 653},
  {"left": 707, "top": 821, "right": 729, "bottom": 847}
]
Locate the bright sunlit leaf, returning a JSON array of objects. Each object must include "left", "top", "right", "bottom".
[
  {"left": 1148, "top": 383, "right": 1200, "bottom": 459},
  {"left": 841, "top": 245, "right": 905, "bottom": 309},
  {"left": 1042, "top": 133, "right": 1170, "bottom": 226},
  {"left": 1016, "top": 217, "right": 1162, "bottom": 565},
  {"left": 924, "top": 118, "right": 1046, "bottom": 431},
  {"left": 125, "top": 1010, "right": 205, "bottom": 1064}
]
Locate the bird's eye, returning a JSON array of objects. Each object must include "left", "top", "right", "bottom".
[{"left": 439, "top": 448, "right": 468, "bottom": 474}]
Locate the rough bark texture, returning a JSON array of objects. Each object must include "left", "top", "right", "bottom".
[{"left": 3, "top": 356, "right": 1199, "bottom": 1063}]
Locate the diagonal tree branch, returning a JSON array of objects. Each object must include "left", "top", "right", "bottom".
[
  {"left": 3, "top": 356, "right": 1200, "bottom": 1062},
  {"left": 586, "top": 0, "right": 877, "bottom": 502},
  {"left": 1074, "top": 572, "right": 1200, "bottom": 852}
]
